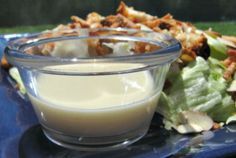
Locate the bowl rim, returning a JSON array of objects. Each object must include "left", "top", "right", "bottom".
[{"left": 4, "top": 28, "right": 181, "bottom": 74}]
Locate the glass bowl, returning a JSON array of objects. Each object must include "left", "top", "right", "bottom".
[{"left": 5, "top": 28, "right": 181, "bottom": 151}]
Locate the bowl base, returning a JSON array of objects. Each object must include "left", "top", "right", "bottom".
[{"left": 42, "top": 125, "right": 147, "bottom": 151}]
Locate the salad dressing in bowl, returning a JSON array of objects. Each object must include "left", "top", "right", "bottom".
[
  {"left": 29, "top": 63, "right": 159, "bottom": 137},
  {"left": 5, "top": 28, "right": 181, "bottom": 150}
]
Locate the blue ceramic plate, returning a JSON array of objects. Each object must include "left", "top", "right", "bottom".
[{"left": 1, "top": 34, "right": 236, "bottom": 158}]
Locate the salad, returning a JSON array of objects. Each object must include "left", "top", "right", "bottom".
[{"left": 2, "top": 2, "right": 236, "bottom": 134}]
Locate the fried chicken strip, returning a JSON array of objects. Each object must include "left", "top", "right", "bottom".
[
  {"left": 117, "top": 1, "right": 156, "bottom": 23},
  {"left": 101, "top": 14, "right": 140, "bottom": 29},
  {"left": 117, "top": 2, "right": 210, "bottom": 63}
]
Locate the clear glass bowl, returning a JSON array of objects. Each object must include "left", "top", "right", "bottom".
[{"left": 5, "top": 28, "right": 181, "bottom": 151}]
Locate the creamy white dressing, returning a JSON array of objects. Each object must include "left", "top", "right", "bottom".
[{"left": 29, "top": 63, "right": 159, "bottom": 136}]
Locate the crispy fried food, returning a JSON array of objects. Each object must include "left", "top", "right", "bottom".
[
  {"left": 143, "top": 14, "right": 174, "bottom": 30},
  {"left": 116, "top": 3, "right": 210, "bottom": 63},
  {"left": 177, "top": 32, "right": 210, "bottom": 61},
  {"left": 0, "top": 1, "right": 232, "bottom": 66},
  {"left": 101, "top": 14, "right": 140, "bottom": 29},
  {"left": 87, "top": 39, "right": 112, "bottom": 56},
  {"left": 223, "top": 49, "right": 236, "bottom": 80},
  {"left": 41, "top": 43, "right": 55, "bottom": 56},
  {"left": 133, "top": 42, "right": 161, "bottom": 54},
  {"left": 86, "top": 12, "right": 104, "bottom": 28},
  {"left": 222, "top": 35, "right": 236, "bottom": 44},
  {"left": 117, "top": 1, "right": 156, "bottom": 23},
  {"left": 52, "top": 24, "right": 80, "bottom": 35},
  {"left": 71, "top": 16, "right": 90, "bottom": 28},
  {"left": 1, "top": 55, "right": 11, "bottom": 69},
  {"left": 224, "top": 62, "right": 236, "bottom": 80},
  {"left": 212, "top": 122, "right": 222, "bottom": 130}
]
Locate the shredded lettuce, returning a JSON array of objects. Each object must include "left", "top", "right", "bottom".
[
  {"left": 204, "top": 32, "right": 228, "bottom": 60},
  {"left": 228, "top": 73, "right": 236, "bottom": 92},
  {"left": 158, "top": 57, "right": 236, "bottom": 133},
  {"left": 9, "top": 67, "right": 26, "bottom": 94}
]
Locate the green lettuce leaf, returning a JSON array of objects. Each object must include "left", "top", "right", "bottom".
[
  {"left": 9, "top": 67, "right": 26, "bottom": 94},
  {"left": 204, "top": 32, "right": 228, "bottom": 60},
  {"left": 158, "top": 57, "right": 236, "bottom": 133}
]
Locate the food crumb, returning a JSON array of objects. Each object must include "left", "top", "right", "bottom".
[{"left": 212, "top": 122, "right": 224, "bottom": 130}]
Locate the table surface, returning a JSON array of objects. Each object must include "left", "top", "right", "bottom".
[
  {"left": 1, "top": 66, "right": 236, "bottom": 158},
  {"left": 1, "top": 23, "right": 236, "bottom": 158}
]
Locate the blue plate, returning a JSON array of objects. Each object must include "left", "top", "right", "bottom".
[{"left": 1, "top": 34, "right": 236, "bottom": 158}]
